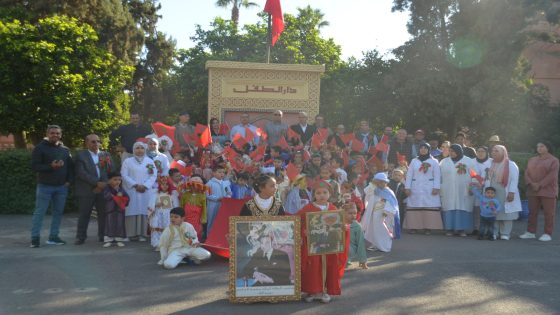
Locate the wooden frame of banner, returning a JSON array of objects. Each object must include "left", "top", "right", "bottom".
[
  {"left": 229, "top": 215, "right": 301, "bottom": 303},
  {"left": 305, "top": 210, "right": 345, "bottom": 256}
]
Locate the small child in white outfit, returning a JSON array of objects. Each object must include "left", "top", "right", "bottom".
[{"left": 158, "top": 207, "right": 211, "bottom": 269}]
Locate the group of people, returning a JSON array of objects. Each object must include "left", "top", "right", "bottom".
[{"left": 29, "top": 110, "right": 559, "bottom": 303}]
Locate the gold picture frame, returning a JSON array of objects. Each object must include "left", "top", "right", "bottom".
[
  {"left": 159, "top": 195, "right": 172, "bottom": 209},
  {"left": 229, "top": 215, "right": 301, "bottom": 303},
  {"left": 305, "top": 211, "right": 345, "bottom": 256}
]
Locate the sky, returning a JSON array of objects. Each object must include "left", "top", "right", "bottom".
[{"left": 157, "top": 0, "right": 411, "bottom": 60}]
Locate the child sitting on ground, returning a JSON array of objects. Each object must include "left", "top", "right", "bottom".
[
  {"left": 344, "top": 202, "right": 368, "bottom": 269},
  {"left": 470, "top": 186, "right": 501, "bottom": 240},
  {"left": 158, "top": 207, "right": 211, "bottom": 269},
  {"left": 103, "top": 172, "right": 129, "bottom": 248}
]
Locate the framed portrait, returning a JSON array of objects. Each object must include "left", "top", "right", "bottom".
[
  {"left": 229, "top": 215, "right": 301, "bottom": 303},
  {"left": 305, "top": 211, "right": 345, "bottom": 256},
  {"left": 159, "top": 195, "right": 172, "bottom": 209}
]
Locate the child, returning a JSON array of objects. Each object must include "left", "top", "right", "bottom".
[
  {"left": 103, "top": 172, "right": 129, "bottom": 247},
  {"left": 206, "top": 165, "right": 231, "bottom": 234},
  {"left": 202, "top": 159, "right": 213, "bottom": 182},
  {"left": 330, "top": 156, "right": 347, "bottom": 185},
  {"left": 149, "top": 176, "right": 179, "bottom": 250},
  {"left": 388, "top": 169, "right": 407, "bottom": 225},
  {"left": 344, "top": 202, "right": 368, "bottom": 269},
  {"left": 297, "top": 180, "right": 349, "bottom": 304},
  {"left": 284, "top": 175, "right": 310, "bottom": 214},
  {"left": 303, "top": 154, "right": 322, "bottom": 178},
  {"left": 180, "top": 175, "right": 210, "bottom": 240},
  {"left": 470, "top": 186, "right": 501, "bottom": 240},
  {"left": 231, "top": 172, "right": 253, "bottom": 199},
  {"left": 361, "top": 172, "right": 400, "bottom": 252},
  {"left": 319, "top": 165, "right": 340, "bottom": 204},
  {"left": 158, "top": 207, "right": 212, "bottom": 269},
  {"left": 340, "top": 182, "right": 364, "bottom": 220}
]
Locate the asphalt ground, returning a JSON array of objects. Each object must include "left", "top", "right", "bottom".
[{"left": 1, "top": 212, "right": 559, "bottom": 315}]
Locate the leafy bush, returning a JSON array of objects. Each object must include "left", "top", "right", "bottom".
[{"left": 0, "top": 150, "right": 76, "bottom": 214}]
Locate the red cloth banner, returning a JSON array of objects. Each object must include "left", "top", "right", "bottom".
[
  {"left": 264, "top": 0, "right": 284, "bottom": 46},
  {"left": 202, "top": 197, "right": 249, "bottom": 258}
]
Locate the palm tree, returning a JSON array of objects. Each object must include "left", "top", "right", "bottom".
[{"left": 215, "top": 0, "right": 259, "bottom": 29}]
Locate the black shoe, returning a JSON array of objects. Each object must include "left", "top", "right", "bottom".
[
  {"left": 74, "top": 239, "right": 85, "bottom": 245},
  {"left": 46, "top": 236, "right": 66, "bottom": 245},
  {"left": 30, "top": 237, "right": 40, "bottom": 248}
]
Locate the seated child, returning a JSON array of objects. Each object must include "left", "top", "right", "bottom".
[
  {"left": 470, "top": 186, "right": 501, "bottom": 240},
  {"left": 103, "top": 172, "right": 129, "bottom": 247},
  {"left": 158, "top": 207, "right": 211, "bottom": 269},
  {"left": 344, "top": 202, "right": 368, "bottom": 269},
  {"left": 231, "top": 172, "right": 253, "bottom": 199}
]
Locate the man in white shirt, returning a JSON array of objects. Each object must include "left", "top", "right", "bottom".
[
  {"left": 229, "top": 112, "right": 260, "bottom": 147},
  {"left": 289, "top": 111, "right": 316, "bottom": 145}
]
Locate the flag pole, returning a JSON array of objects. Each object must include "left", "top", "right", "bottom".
[{"left": 266, "top": 13, "right": 272, "bottom": 63}]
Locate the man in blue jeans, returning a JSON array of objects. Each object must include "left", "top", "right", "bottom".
[{"left": 30, "top": 125, "right": 74, "bottom": 248}]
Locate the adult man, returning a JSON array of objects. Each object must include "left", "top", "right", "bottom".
[
  {"left": 354, "top": 120, "right": 379, "bottom": 154},
  {"left": 30, "top": 125, "right": 74, "bottom": 247},
  {"left": 289, "top": 111, "right": 316, "bottom": 145},
  {"left": 388, "top": 128, "right": 413, "bottom": 165},
  {"left": 109, "top": 113, "right": 152, "bottom": 161},
  {"left": 327, "top": 124, "right": 347, "bottom": 148},
  {"left": 229, "top": 112, "right": 260, "bottom": 146},
  {"left": 241, "top": 232, "right": 292, "bottom": 286},
  {"left": 455, "top": 132, "right": 476, "bottom": 159},
  {"left": 411, "top": 129, "right": 427, "bottom": 157},
  {"left": 74, "top": 134, "right": 112, "bottom": 245},
  {"left": 313, "top": 114, "right": 332, "bottom": 135},
  {"left": 264, "top": 110, "right": 288, "bottom": 146},
  {"left": 174, "top": 112, "right": 195, "bottom": 152}
]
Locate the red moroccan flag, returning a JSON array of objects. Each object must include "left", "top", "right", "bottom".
[
  {"left": 286, "top": 163, "right": 299, "bottom": 181},
  {"left": 255, "top": 127, "right": 267, "bottom": 141},
  {"left": 397, "top": 152, "right": 407, "bottom": 164},
  {"left": 112, "top": 195, "right": 129, "bottom": 211},
  {"left": 233, "top": 133, "right": 248, "bottom": 149},
  {"left": 250, "top": 144, "right": 267, "bottom": 161},
  {"left": 199, "top": 125, "right": 212, "bottom": 148},
  {"left": 310, "top": 133, "right": 322, "bottom": 150},
  {"left": 469, "top": 169, "right": 484, "bottom": 186},
  {"left": 339, "top": 133, "right": 355, "bottom": 145},
  {"left": 264, "top": 0, "right": 284, "bottom": 46},
  {"left": 316, "top": 128, "right": 329, "bottom": 142},
  {"left": 195, "top": 123, "right": 207, "bottom": 135},
  {"left": 351, "top": 139, "right": 365, "bottom": 152},
  {"left": 219, "top": 123, "right": 230, "bottom": 135},
  {"left": 375, "top": 142, "right": 388, "bottom": 152},
  {"left": 170, "top": 160, "right": 193, "bottom": 177},
  {"left": 151, "top": 122, "right": 176, "bottom": 140},
  {"left": 287, "top": 127, "right": 301, "bottom": 140},
  {"left": 275, "top": 137, "right": 290, "bottom": 150},
  {"left": 380, "top": 134, "right": 389, "bottom": 144},
  {"left": 341, "top": 150, "right": 350, "bottom": 167},
  {"left": 245, "top": 127, "right": 255, "bottom": 142}
]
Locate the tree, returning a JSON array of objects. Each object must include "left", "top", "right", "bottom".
[
  {"left": 0, "top": 16, "right": 133, "bottom": 147},
  {"left": 215, "top": 0, "right": 259, "bottom": 29}
]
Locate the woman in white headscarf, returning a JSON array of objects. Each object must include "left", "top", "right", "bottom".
[
  {"left": 486, "top": 145, "right": 521, "bottom": 240},
  {"left": 147, "top": 137, "right": 170, "bottom": 177},
  {"left": 121, "top": 141, "right": 157, "bottom": 241}
]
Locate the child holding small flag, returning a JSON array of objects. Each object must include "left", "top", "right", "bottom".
[{"left": 103, "top": 172, "right": 129, "bottom": 247}]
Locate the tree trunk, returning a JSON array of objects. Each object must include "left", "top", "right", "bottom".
[
  {"left": 232, "top": 6, "right": 239, "bottom": 29},
  {"left": 13, "top": 131, "right": 27, "bottom": 149}
]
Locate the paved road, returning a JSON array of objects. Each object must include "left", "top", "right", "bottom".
[{"left": 1, "top": 213, "right": 559, "bottom": 315}]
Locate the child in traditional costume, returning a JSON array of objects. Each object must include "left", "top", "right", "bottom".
[
  {"left": 149, "top": 176, "right": 179, "bottom": 250},
  {"left": 158, "top": 207, "right": 211, "bottom": 269},
  {"left": 344, "top": 202, "right": 368, "bottom": 269},
  {"left": 180, "top": 175, "right": 210, "bottom": 240},
  {"left": 297, "top": 180, "right": 349, "bottom": 304},
  {"left": 361, "top": 172, "right": 400, "bottom": 253},
  {"left": 103, "top": 172, "right": 129, "bottom": 247}
]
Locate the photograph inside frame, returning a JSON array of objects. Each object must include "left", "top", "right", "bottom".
[
  {"left": 229, "top": 216, "right": 301, "bottom": 303},
  {"left": 306, "top": 210, "right": 345, "bottom": 256}
]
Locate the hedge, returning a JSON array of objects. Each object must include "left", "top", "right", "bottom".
[{"left": 0, "top": 149, "right": 76, "bottom": 214}]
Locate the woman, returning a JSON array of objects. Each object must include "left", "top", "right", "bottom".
[
  {"left": 210, "top": 118, "right": 228, "bottom": 146},
  {"left": 437, "top": 141, "right": 451, "bottom": 161},
  {"left": 147, "top": 137, "right": 170, "bottom": 177},
  {"left": 239, "top": 174, "right": 285, "bottom": 216},
  {"left": 471, "top": 146, "right": 492, "bottom": 235},
  {"left": 404, "top": 143, "right": 443, "bottom": 234},
  {"left": 439, "top": 144, "right": 475, "bottom": 236},
  {"left": 521, "top": 141, "right": 559, "bottom": 241},
  {"left": 121, "top": 141, "right": 157, "bottom": 241},
  {"left": 486, "top": 145, "right": 522, "bottom": 240}
]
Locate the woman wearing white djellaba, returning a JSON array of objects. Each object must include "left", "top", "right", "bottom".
[
  {"left": 439, "top": 144, "right": 475, "bottom": 237},
  {"left": 404, "top": 142, "right": 443, "bottom": 234},
  {"left": 486, "top": 145, "right": 522, "bottom": 240},
  {"left": 121, "top": 141, "right": 157, "bottom": 241}
]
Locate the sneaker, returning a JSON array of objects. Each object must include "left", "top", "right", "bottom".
[
  {"left": 538, "top": 234, "right": 552, "bottom": 242},
  {"left": 500, "top": 235, "right": 510, "bottom": 241},
  {"left": 459, "top": 233, "right": 467, "bottom": 237},
  {"left": 116, "top": 242, "right": 125, "bottom": 247},
  {"left": 121, "top": 238, "right": 130, "bottom": 242},
  {"left": 320, "top": 293, "right": 331, "bottom": 303},
  {"left": 46, "top": 237, "right": 66, "bottom": 245},
  {"left": 103, "top": 242, "right": 112, "bottom": 248},
  {"left": 138, "top": 236, "right": 147, "bottom": 242},
  {"left": 303, "top": 294, "right": 315, "bottom": 303},
  {"left": 30, "top": 237, "right": 40, "bottom": 248},
  {"left": 519, "top": 232, "right": 536, "bottom": 239}
]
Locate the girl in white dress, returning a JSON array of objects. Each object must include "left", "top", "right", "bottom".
[
  {"left": 404, "top": 143, "right": 443, "bottom": 234},
  {"left": 121, "top": 142, "right": 157, "bottom": 241},
  {"left": 149, "top": 176, "right": 179, "bottom": 250},
  {"left": 361, "top": 173, "right": 400, "bottom": 252}
]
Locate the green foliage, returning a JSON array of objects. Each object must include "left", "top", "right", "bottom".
[
  {"left": 0, "top": 150, "right": 36, "bottom": 214},
  {"left": 0, "top": 15, "right": 133, "bottom": 147}
]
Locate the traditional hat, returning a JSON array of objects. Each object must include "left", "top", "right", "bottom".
[
  {"left": 312, "top": 179, "right": 333, "bottom": 194},
  {"left": 373, "top": 172, "right": 390, "bottom": 183}
]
